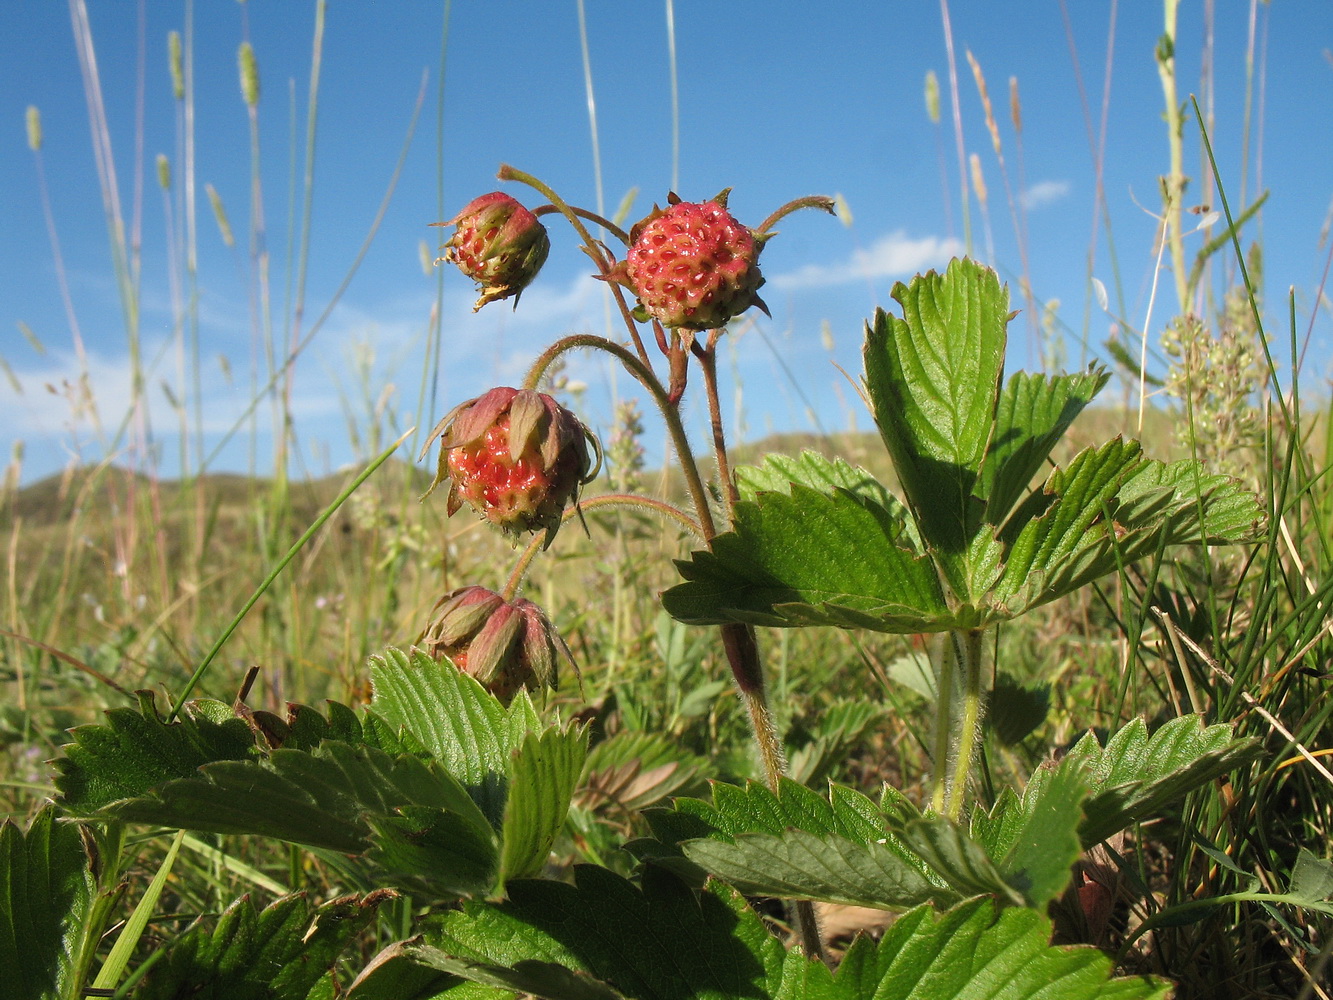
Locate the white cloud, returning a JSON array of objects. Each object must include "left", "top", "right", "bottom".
[
  {"left": 769, "top": 232, "right": 965, "bottom": 291},
  {"left": 1020, "top": 180, "right": 1071, "bottom": 210}
]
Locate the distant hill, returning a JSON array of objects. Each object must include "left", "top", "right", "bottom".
[
  {"left": 0, "top": 459, "right": 432, "bottom": 531},
  {"left": 0, "top": 404, "right": 1184, "bottom": 532}
]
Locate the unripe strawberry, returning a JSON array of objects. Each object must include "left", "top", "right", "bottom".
[
  {"left": 435, "top": 192, "right": 550, "bottom": 311},
  {"left": 421, "top": 387, "right": 598, "bottom": 547},
  {"left": 605, "top": 190, "right": 769, "bottom": 331},
  {"left": 423, "top": 585, "right": 575, "bottom": 700}
]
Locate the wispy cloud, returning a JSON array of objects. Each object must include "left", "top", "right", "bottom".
[
  {"left": 1020, "top": 179, "right": 1070, "bottom": 210},
  {"left": 770, "top": 231, "right": 964, "bottom": 291}
]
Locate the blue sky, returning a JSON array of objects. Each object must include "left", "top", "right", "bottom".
[{"left": 2, "top": 1, "right": 1331, "bottom": 486}]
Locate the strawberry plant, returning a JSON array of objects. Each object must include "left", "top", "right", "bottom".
[{"left": 8, "top": 164, "right": 1328, "bottom": 1000}]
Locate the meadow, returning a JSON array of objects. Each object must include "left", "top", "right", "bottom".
[{"left": 2, "top": 3, "right": 1331, "bottom": 998}]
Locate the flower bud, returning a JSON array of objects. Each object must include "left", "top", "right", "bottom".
[
  {"left": 422, "top": 586, "right": 575, "bottom": 700},
  {"left": 434, "top": 192, "right": 550, "bottom": 311},
  {"left": 420, "top": 387, "right": 599, "bottom": 548}
]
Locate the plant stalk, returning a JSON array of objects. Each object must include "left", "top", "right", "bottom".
[
  {"left": 944, "top": 627, "right": 986, "bottom": 820},
  {"left": 523, "top": 333, "right": 716, "bottom": 540},
  {"left": 500, "top": 493, "right": 703, "bottom": 602},
  {"left": 929, "top": 632, "right": 959, "bottom": 815},
  {"left": 499, "top": 163, "right": 651, "bottom": 366}
]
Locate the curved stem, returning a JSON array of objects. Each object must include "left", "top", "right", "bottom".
[
  {"left": 755, "top": 194, "right": 837, "bottom": 235},
  {"left": 522, "top": 333, "right": 716, "bottom": 540},
  {"left": 694, "top": 333, "right": 739, "bottom": 520},
  {"left": 500, "top": 164, "right": 607, "bottom": 266},
  {"left": 499, "top": 163, "right": 651, "bottom": 365},
  {"left": 501, "top": 492, "right": 703, "bottom": 601},
  {"left": 533, "top": 203, "right": 629, "bottom": 246}
]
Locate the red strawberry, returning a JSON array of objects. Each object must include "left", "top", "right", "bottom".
[
  {"left": 434, "top": 192, "right": 550, "bottom": 311},
  {"left": 605, "top": 190, "right": 769, "bottom": 330},
  {"left": 423, "top": 585, "right": 575, "bottom": 700},
  {"left": 420, "top": 387, "right": 598, "bottom": 547}
]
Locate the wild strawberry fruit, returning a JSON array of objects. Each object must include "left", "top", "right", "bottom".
[
  {"left": 420, "top": 387, "right": 598, "bottom": 547},
  {"left": 422, "top": 585, "right": 575, "bottom": 700},
  {"left": 434, "top": 192, "right": 550, "bottom": 311},
  {"left": 605, "top": 190, "right": 769, "bottom": 331}
]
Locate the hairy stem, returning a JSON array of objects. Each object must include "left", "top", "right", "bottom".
[
  {"left": 929, "top": 632, "right": 960, "bottom": 815},
  {"left": 523, "top": 333, "right": 716, "bottom": 540},
  {"left": 532, "top": 203, "right": 630, "bottom": 246},
  {"left": 755, "top": 194, "right": 837, "bottom": 235},
  {"left": 500, "top": 493, "right": 703, "bottom": 602},
  {"left": 695, "top": 332, "right": 739, "bottom": 518},
  {"left": 944, "top": 628, "right": 986, "bottom": 819},
  {"left": 499, "top": 163, "right": 651, "bottom": 365}
]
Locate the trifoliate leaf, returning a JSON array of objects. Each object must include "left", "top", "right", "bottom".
[
  {"left": 1038, "top": 715, "right": 1260, "bottom": 847},
  {"left": 370, "top": 647, "right": 543, "bottom": 826},
  {"left": 969, "top": 764, "right": 1088, "bottom": 907},
  {"left": 646, "top": 780, "right": 945, "bottom": 910},
  {"left": 736, "top": 451, "right": 915, "bottom": 542},
  {"left": 107, "top": 740, "right": 483, "bottom": 856},
  {"left": 682, "top": 829, "right": 949, "bottom": 910},
  {"left": 500, "top": 727, "right": 589, "bottom": 883}
]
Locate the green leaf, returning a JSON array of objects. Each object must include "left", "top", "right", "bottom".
[
  {"left": 969, "top": 764, "right": 1088, "bottom": 907},
  {"left": 136, "top": 890, "right": 391, "bottom": 1000},
  {"left": 662, "top": 483, "right": 952, "bottom": 633},
  {"left": 737, "top": 451, "right": 912, "bottom": 532},
  {"left": 775, "top": 897, "right": 1171, "bottom": 1000},
  {"left": 1041, "top": 715, "right": 1260, "bottom": 847},
  {"left": 1114, "top": 455, "right": 1265, "bottom": 546},
  {"left": 665, "top": 778, "right": 889, "bottom": 841},
  {"left": 1288, "top": 848, "right": 1333, "bottom": 904},
  {"left": 862, "top": 258, "right": 1007, "bottom": 593},
  {"left": 651, "top": 780, "right": 946, "bottom": 910},
  {"left": 978, "top": 367, "right": 1109, "bottom": 528},
  {"left": 895, "top": 816, "right": 1023, "bottom": 906},
  {"left": 348, "top": 941, "right": 492, "bottom": 1000},
  {"left": 410, "top": 866, "right": 785, "bottom": 1000},
  {"left": 366, "top": 804, "right": 500, "bottom": 898},
  {"left": 994, "top": 443, "right": 1264, "bottom": 616},
  {"left": 0, "top": 806, "right": 96, "bottom": 1000},
  {"left": 109, "top": 740, "right": 498, "bottom": 895},
  {"left": 682, "top": 829, "right": 949, "bottom": 910},
  {"left": 55, "top": 691, "right": 256, "bottom": 813},
  {"left": 370, "top": 647, "right": 542, "bottom": 825},
  {"left": 499, "top": 726, "right": 588, "bottom": 884},
  {"left": 993, "top": 437, "right": 1143, "bottom": 606}
]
